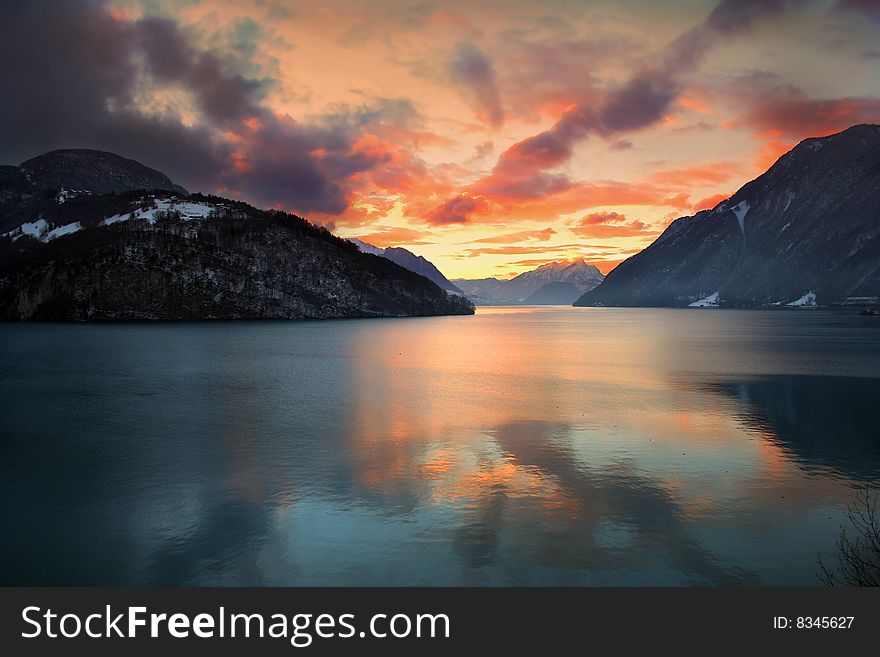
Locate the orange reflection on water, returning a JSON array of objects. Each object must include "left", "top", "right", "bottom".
[{"left": 341, "top": 307, "right": 866, "bottom": 538}]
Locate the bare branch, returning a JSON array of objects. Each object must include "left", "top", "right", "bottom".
[{"left": 818, "top": 486, "right": 880, "bottom": 586}]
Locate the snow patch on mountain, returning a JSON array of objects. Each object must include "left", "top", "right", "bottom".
[
  {"left": 56, "top": 188, "right": 90, "bottom": 204},
  {"left": 18, "top": 218, "right": 49, "bottom": 240},
  {"left": 3, "top": 218, "right": 83, "bottom": 242},
  {"left": 4, "top": 218, "right": 49, "bottom": 241},
  {"left": 782, "top": 192, "right": 794, "bottom": 213},
  {"left": 45, "top": 222, "right": 83, "bottom": 240},
  {"left": 101, "top": 198, "right": 219, "bottom": 226},
  {"left": 733, "top": 200, "right": 750, "bottom": 234}
]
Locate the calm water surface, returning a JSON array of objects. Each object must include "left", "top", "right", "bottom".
[{"left": 1, "top": 307, "right": 879, "bottom": 585}]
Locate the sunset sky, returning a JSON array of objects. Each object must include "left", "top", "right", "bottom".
[{"left": 2, "top": 0, "right": 879, "bottom": 278}]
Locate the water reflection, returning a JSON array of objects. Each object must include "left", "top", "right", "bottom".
[
  {"left": 1, "top": 308, "right": 878, "bottom": 585},
  {"left": 711, "top": 376, "right": 880, "bottom": 481},
  {"left": 471, "top": 420, "right": 758, "bottom": 584}
]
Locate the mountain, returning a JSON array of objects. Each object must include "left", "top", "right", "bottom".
[
  {"left": 0, "top": 152, "right": 474, "bottom": 321},
  {"left": 21, "top": 150, "right": 189, "bottom": 195},
  {"left": 523, "top": 281, "right": 584, "bottom": 305},
  {"left": 0, "top": 150, "right": 188, "bottom": 234},
  {"left": 349, "top": 238, "right": 463, "bottom": 294},
  {"left": 455, "top": 259, "right": 604, "bottom": 305},
  {"left": 575, "top": 124, "right": 880, "bottom": 308},
  {"left": 452, "top": 277, "right": 513, "bottom": 305}
]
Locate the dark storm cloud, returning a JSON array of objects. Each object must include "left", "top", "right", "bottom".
[
  {"left": 831, "top": 0, "right": 880, "bottom": 22},
  {"left": 595, "top": 72, "right": 679, "bottom": 134},
  {"left": 254, "top": 0, "right": 296, "bottom": 21},
  {"left": 218, "top": 114, "right": 388, "bottom": 214},
  {"left": 449, "top": 42, "right": 505, "bottom": 128},
  {"left": 705, "top": 0, "right": 806, "bottom": 34},
  {"left": 136, "top": 17, "right": 273, "bottom": 125},
  {"left": 0, "top": 0, "right": 400, "bottom": 216},
  {"left": 665, "top": 0, "right": 811, "bottom": 71},
  {"left": 546, "top": 0, "right": 807, "bottom": 144},
  {"left": 319, "top": 97, "right": 421, "bottom": 131},
  {"left": 490, "top": 70, "right": 680, "bottom": 183},
  {"left": 0, "top": 0, "right": 227, "bottom": 190}
]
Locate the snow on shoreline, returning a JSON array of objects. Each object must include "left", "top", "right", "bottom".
[
  {"left": 786, "top": 291, "right": 817, "bottom": 307},
  {"left": 688, "top": 292, "right": 720, "bottom": 308}
]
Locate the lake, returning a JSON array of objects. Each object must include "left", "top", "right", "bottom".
[{"left": 1, "top": 307, "right": 879, "bottom": 585}]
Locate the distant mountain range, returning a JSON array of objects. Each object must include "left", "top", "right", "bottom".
[
  {"left": 576, "top": 124, "right": 880, "bottom": 308},
  {"left": 455, "top": 259, "right": 604, "bottom": 305},
  {"left": 0, "top": 150, "right": 473, "bottom": 320},
  {"left": 348, "top": 238, "right": 464, "bottom": 294},
  {"left": 347, "top": 239, "right": 606, "bottom": 305}
]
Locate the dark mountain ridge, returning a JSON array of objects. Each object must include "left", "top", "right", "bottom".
[
  {"left": 21, "top": 149, "right": 188, "bottom": 195},
  {"left": 1, "top": 149, "right": 187, "bottom": 234},
  {"left": 0, "top": 152, "right": 473, "bottom": 321},
  {"left": 349, "top": 238, "right": 464, "bottom": 294},
  {"left": 575, "top": 124, "right": 880, "bottom": 308}
]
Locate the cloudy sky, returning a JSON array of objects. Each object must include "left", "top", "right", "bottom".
[{"left": 2, "top": 0, "right": 879, "bottom": 278}]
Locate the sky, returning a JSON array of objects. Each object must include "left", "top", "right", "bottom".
[{"left": 1, "top": 0, "right": 879, "bottom": 279}]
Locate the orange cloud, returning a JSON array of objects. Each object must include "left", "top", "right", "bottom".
[
  {"left": 228, "top": 150, "right": 252, "bottom": 173},
  {"left": 455, "top": 243, "right": 587, "bottom": 259},
  {"left": 735, "top": 87, "right": 880, "bottom": 140},
  {"left": 692, "top": 192, "right": 730, "bottom": 212},
  {"left": 569, "top": 216, "right": 659, "bottom": 239},
  {"left": 578, "top": 211, "right": 627, "bottom": 225},
  {"left": 355, "top": 226, "right": 434, "bottom": 247},
  {"left": 500, "top": 258, "right": 570, "bottom": 269},
  {"left": 677, "top": 92, "right": 712, "bottom": 115},
  {"left": 423, "top": 179, "right": 692, "bottom": 226},
  {"left": 376, "top": 126, "right": 457, "bottom": 149},
  {"left": 590, "top": 258, "right": 627, "bottom": 274},
  {"left": 471, "top": 228, "right": 557, "bottom": 243},
  {"left": 751, "top": 131, "right": 797, "bottom": 172},
  {"left": 500, "top": 254, "right": 631, "bottom": 275},
  {"left": 425, "top": 193, "right": 490, "bottom": 225},
  {"left": 650, "top": 161, "right": 742, "bottom": 186}
]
